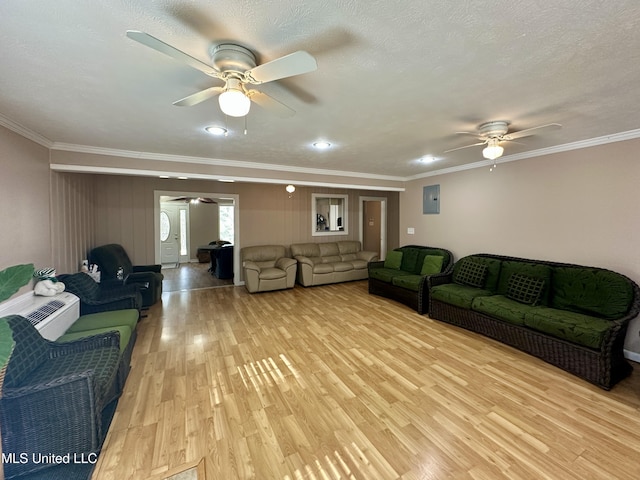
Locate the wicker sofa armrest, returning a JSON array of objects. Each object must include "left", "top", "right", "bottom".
[
  {"left": 1, "top": 369, "right": 98, "bottom": 399},
  {"left": 125, "top": 271, "right": 158, "bottom": 284},
  {"left": 427, "top": 271, "right": 453, "bottom": 289},
  {"left": 48, "top": 331, "right": 121, "bottom": 358},
  {"left": 368, "top": 260, "right": 385, "bottom": 271}
]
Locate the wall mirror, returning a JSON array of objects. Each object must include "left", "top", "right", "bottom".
[{"left": 312, "top": 193, "right": 348, "bottom": 236}]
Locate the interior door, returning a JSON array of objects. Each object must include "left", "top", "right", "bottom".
[
  {"left": 160, "top": 204, "right": 180, "bottom": 265},
  {"left": 363, "top": 200, "right": 382, "bottom": 257}
]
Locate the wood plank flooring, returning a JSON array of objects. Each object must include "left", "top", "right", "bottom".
[
  {"left": 92, "top": 281, "right": 640, "bottom": 479},
  {"left": 161, "top": 263, "right": 233, "bottom": 292}
]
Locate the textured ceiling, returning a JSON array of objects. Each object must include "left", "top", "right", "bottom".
[{"left": 1, "top": 0, "right": 640, "bottom": 178}]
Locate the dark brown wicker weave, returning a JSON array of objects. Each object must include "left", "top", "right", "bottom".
[
  {"left": 0, "top": 315, "right": 122, "bottom": 479},
  {"left": 428, "top": 253, "right": 640, "bottom": 390},
  {"left": 369, "top": 245, "right": 454, "bottom": 314}
]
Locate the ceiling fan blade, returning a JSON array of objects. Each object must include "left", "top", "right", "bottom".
[
  {"left": 248, "top": 90, "right": 295, "bottom": 117},
  {"left": 126, "top": 30, "right": 217, "bottom": 76},
  {"left": 444, "top": 141, "right": 487, "bottom": 153},
  {"left": 246, "top": 51, "right": 317, "bottom": 84},
  {"left": 504, "top": 123, "right": 562, "bottom": 140},
  {"left": 173, "top": 86, "right": 224, "bottom": 107},
  {"left": 455, "top": 131, "right": 481, "bottom": 137}
]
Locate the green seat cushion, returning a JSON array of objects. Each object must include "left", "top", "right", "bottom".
[
  {"left": 66, "top": 309, "right": 139, "bottom": 333},
  {"left": 58, "top": 325, "right": 132, "bottom": 354},
  {"left": 551, "top": 267, "right": 633, "bottom": 320},
  {"left": 384, "top": 251, "right": 403, "bottom": 270},
  {"left": 496, "top": 261, "right": 552, "bottom": 305},
  {"left": 523, "top": 307, "right": 612, "bottom": 349},
  {"left": 370, "top": 267, "right": 412, "bottom": 283},
  {"left": 453, "top": 259, "right": 488, "bottom": 288},
  {"left": 506, "top": 273, "right": 546, "bottom": 306},
  {"left": 431, "top": 284, "right": 494, "bottom": 309},
  {"left": 391, "top": 275, "right": 424, "bottom": 292},
  {"left": 472, "top": 295, "right": 540, "bottom": 326},
  {"left": 420, "top": 255, "right": 444, "bottom": 275}
]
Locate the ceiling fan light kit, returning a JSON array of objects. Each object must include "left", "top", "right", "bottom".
[
  {"left": 126, "top": 31, "right": 317, "bottom": 119},
  {"left": 482, "top": 139, "right": 504, "bottom": 160}
]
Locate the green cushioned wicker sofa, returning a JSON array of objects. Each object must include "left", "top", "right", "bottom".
[
  {"left": 428, "top": 253, "right": 640, "bottom": 389},
  {"left": 368, "top": 245, "right": 454, "bottom": 314}
]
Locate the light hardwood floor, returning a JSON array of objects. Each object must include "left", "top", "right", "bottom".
[{"left": 92, "top": 281, "right": 640, "bottom": 479}]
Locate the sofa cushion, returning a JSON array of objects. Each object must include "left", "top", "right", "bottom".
[
  {"left": 332, "top": 262, "right": 353, "bottom": 273},
  {"left": 384, "top": 251, "right": 403, "bottom": 270},
  {"left": 341, "top": 253, "right": 357, "bottom": 262},
  {"left": 431, "top": 284, "right": 494, "bottom": 309},
  {"left": 453, "top": 259, "right": 488, "bottom": 288},
  {"left": 472, "top": 295, "right": 539, "bottom": 326},
  {"left": 322, "top": 255, "right": 343, "bottom": 264},
  {"left": 391, "top": 274, "right": 424, "bottom": 292},
  {"left": 337, "top": 241, "right": 361, "bottom": 255},
  {"left": 58, "top": 326, "right": 132, "bottom": 354},
  {"left": 496, "top": 261, "right": 552, "bottom": 305},
  {"left": 421, "top": 255, "right": 444, "bottom": 275},
  {"left": 313, "top": 263, "right": 334, "bottom": 274},
  {"left": 350, "top": 259, "right": 369, "bottom": 270},
  {"left": 66, "top": 309, "right": 139, "bottom": 333},
  {"left": 259, "top": 267, "right": 288, "bottom": 280},
  {"left": 291, "top": 243, "right": 321, "bottom": 258},
  {"left": 369, "top": 267, "right": 411, "bottom": 283},
  {"left": 551, "top": 267, "right": 633, "bottom": 320},
  {"left": 506, "top": 273, "right": 546, "bottom": 306},
  {"left": 399, "top": 247, "right": 424, "bottom": 274},
  {"left": 453, "top": 256, "right": 502, "bottom": 291},
  {"left": 523, "top": 307, "right": 612, "bottom": 349},
  {"left": 318, "top": 243, "right": 340, "bottom": 257}
]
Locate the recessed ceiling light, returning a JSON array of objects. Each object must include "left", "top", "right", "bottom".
[
  {"left": 312, "top": 141, "right": 331, "bottom": 149},
  {"left": 205, "top": 126, "right": 228, "bottom": 136},
  {"left": 218, "top": 178, "right": 235, "bottom": 183},
  {"left": 159, "top": 175, "right": 170, "bottom": 179},
  {"left": 177, "top": 176, "right": 188, "bottom": 180},
  {"left": 419, "top": 156, "right": 437, "bottom": 163}
]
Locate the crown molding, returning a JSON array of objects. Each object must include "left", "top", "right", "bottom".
[
  {"left": 0, "top": 114, "right": 53, "bottom": 148},
  {"left": 49, "top": 164, "right": 405, "bottom": 192},
  {"left": 408, "top": 128, "right": 640, "bottom": 180},
  {"left": 50, "top": 142, "right": 407, "bottom": 182}
]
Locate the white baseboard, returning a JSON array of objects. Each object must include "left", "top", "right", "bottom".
[{"left": 624, "top": 349, "right": 640, "bottom": 363}]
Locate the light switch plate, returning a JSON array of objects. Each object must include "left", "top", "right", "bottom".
[{"left": 407, "top": 227, "right": 415, "bottom": 234}]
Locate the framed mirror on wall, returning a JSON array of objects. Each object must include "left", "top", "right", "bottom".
[{"left": 312, "top": 193, "right": 348, "bottom": 236}]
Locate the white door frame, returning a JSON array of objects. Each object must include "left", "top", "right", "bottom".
[
  {"left": 359, "top": 196, "right": 387, "bottom": 260},
  {"left": 154, "top": 190, "right": 241, "bottom": 286}
]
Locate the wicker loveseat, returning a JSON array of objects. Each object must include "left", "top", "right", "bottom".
[
  {"left": 428, "top": 253, "right": 640, "bottom": 389},
  {"left": 0, "top": 315, "right": 122, "bottom": 478},
  {"left": 290, "top": 241, "right": 378, "bottom": 287},
  {"left": 368, "top": 245, "right": 454, "bottom": 314}
]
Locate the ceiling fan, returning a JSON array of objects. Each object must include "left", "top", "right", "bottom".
[
  {"left": 126, "top": 30, "right": 318, "bottom": 118},
  {"left": 444, "top": 121, "right": 562, "bottom": 165}
]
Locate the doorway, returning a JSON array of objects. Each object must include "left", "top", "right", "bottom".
[
  {"left": 154, "top": 190, "right": 241, "bottom": 286},
  {"left": 359, "top": 196, "right": 387, "bottom": 260}
]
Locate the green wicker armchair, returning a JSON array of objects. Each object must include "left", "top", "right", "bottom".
[{"left": 0, "top": 315, "right": 121, "bottom": 479}]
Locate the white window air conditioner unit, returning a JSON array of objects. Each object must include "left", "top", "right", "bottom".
[{"left": 0, "top": 291, "right": 80, "bottom": 340}]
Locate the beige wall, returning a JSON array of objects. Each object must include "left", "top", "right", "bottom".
[
  {"left": 399, "top": 137, "right": 640, "bottom": 354},
  {"left": 87, "top": 176, "right": 399, "bottom": 284},
  {"left": 188, "top": 202, "right": 218, "bottom": 257},
  {"left": 0, "top": 126, "right": 51, "bottom": 298}
]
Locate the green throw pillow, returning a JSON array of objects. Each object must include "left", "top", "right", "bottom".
[
  {"left": 420, "top": 255, "right": 444, "bottom": 275},
  {"left": 453, "top": 259, "right": 488, "bottom": 288},
  {"left": 507, "top": 273, "right": 546, "bottom": 306},
  {"left": 384, "top": 251, "right": 403, "bottom": 270}
]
